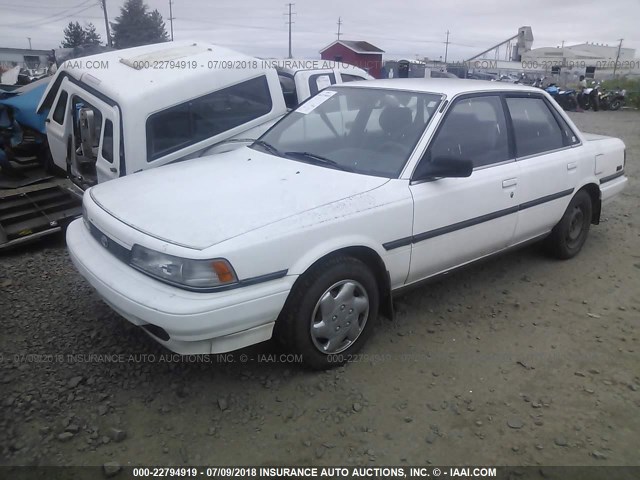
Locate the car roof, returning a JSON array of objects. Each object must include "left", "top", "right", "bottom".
[{"left": 334, "top": 78, "right": 541, "bottom": 96}]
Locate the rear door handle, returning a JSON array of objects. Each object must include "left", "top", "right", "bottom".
[
  {"left": 567, "top": 162, "right": 577, "bottom": 171},
  {"left": 502, "top": 178, "right": 518, "bottom": 188}
]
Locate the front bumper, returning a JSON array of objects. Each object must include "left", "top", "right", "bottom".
[{"left": 66, "top": 219, "right": 295, "bottom": 354}]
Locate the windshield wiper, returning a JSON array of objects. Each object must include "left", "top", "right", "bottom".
[
  {"left": 250, "top": 139, "right": 282, "bottom": 157},
  {"left": 284, "top": 151, "right": 354, "bottom": 172}
]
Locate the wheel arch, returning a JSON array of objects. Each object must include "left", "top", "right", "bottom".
[
  {"left": 577, "top": 182, "right": 602, "bottom": 225},
  {"left": 288, "top": 244, "right": 394, "bottom": 321}
]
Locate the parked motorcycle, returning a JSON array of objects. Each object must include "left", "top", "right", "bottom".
[
  {"left": 545, "top": 84, "right": 579, "bottom": 111},
  {"left": 599, "top": 88, "right": 626, "bottom": 111},
  {"left": 578, "top": 83, "right": 600, "bottom": 111}
]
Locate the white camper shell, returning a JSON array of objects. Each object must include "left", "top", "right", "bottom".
[
  {"left": 37, "top": 42, "right": 284, "bottom": 188},
  {"left": 37, "top": 41, "right": 373, "bottom": 190}
]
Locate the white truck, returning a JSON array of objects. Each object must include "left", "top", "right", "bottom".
[{"left": 36, "top": 41, "right": 372, "bottom": 189}]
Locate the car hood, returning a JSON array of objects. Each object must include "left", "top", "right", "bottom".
[{"left": 90, "top": 148, "right": 389, "bottom": 249}]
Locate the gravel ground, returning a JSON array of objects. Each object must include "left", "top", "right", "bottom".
[{"left": 1, "top": 110, "right": 639, "bottom": 469}]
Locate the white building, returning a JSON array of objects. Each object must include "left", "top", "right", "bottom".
[
  {"left": 520, "top": 42, "right": 638, "bottom": 78},
  {"left": 0, "top": 47, "right": 51, "bottom": 72}
]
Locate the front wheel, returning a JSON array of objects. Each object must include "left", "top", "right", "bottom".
[
  {"left": 275, "top": 256, "right": 379, "bottom": 370},
  {"left": 610, "top": 99, "right": 622, "bottom": 111},
  {"left": 545, "top": 190, "right": 592, "bottom": 259}
]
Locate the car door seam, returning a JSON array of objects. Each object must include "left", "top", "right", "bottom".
[{"left": 383, "top": 187, "right": 575, "bottom": 251}]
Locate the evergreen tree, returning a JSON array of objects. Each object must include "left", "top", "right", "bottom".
[
  {"left": 61, "top": 21, "right": 102, "bottom": 48},
  {"left": 83, "top": 23, "right": 103, "bottom": 46},
  {"left": 111, "top": 0, "right": 169, "bottom": 49}
]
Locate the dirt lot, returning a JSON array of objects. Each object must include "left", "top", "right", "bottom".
[{"left": 1, "top": 110, "right": 639, "bottom": 469}]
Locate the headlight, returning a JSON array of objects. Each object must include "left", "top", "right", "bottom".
[{"left": 130, "top": 245, "right": 238, "bottom": 290}]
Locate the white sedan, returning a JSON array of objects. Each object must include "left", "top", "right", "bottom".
[{"left": 67, "top": 79, "right": 628, "bottom": 369}]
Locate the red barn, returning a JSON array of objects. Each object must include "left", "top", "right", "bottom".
[{"left": 319, "top": 40, "right": 384, "bottom": 79}]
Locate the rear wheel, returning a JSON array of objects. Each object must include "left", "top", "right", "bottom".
[
  {"left": 276, "top": 256, "right": 379, "bottom": 370},
  {"left": 545, "top": 190, "right": 592, "bottom": 259},
  {"left": 610, "top": 99, "right": 622, "bottom": 111}
]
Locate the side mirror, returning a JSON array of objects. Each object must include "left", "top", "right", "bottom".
[{"left": 415, "top": 156, "right": 473, "bottom": 180}]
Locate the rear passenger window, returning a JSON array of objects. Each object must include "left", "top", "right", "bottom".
[
  {"left": 427, "top": 95, "right": 510, "bottom": 168},
  {"left": 146, "top": 76, "right": 272, "bottom": 161},
  {"left": 554, "top": 113, "right": 580, "bottom": 146},
  {"left": 52, "top": 91, "right": 68, "bottom": 125},
  {"left": 506, "top": 97, "right": 565, "bottom": 157}
]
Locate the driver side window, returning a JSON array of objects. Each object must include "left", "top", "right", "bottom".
[{"left": 426, "top": 95, "right": 510, "bottom": 168}]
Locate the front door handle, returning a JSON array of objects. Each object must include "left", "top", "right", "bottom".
[{"left": 502, "top": 178, "right": 518, "bottom": 188}]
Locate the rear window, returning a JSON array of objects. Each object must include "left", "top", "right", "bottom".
[
  {"left": 146, "top": 76, "right": 272, "bottom": 162},
  {"left": 308, "top": 73, "right": 336, "bottom": 96},
  {"left": 341, "top": 73, "right": 365, "bottom": 82},
  {"left": 278, "top": 73, "right": 298, "bottom": 109}
]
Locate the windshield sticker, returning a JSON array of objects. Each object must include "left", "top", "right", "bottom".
[
  {"left": 296, "top": 90, "right": 337, "bottom": 114},
  {"left": 427, "top": 101, "right": 437, "bottom": 108}
]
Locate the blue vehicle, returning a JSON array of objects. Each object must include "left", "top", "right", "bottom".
[
  {"left": 544, "top": 83, "right": 579, "bottom": 111},
  {"left": 0, "top": 77, "right": 53, "bottom": 173},
  {"left": 1, "top": 76, "right": 82, "bottom": 250}
]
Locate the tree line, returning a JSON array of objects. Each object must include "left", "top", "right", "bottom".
[{"left": 61, "top": 0, "right": 169, "bottom": 50}]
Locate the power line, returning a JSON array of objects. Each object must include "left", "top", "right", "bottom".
[
  {"left": 98, "top": 0, "right": 112, "bottom": 47},
  {"left": 613, "top": 38, "right": 623, "bottom": 77},
  {"left": 444, "top": 30, "right": 450, "bottom": 63},
  {"left": 284, "top": 3, "right": 295, "bottom": 59},
  {"left": 168, "top": 0, "right": 174, "bottom": 41},
  {"left": 0, "top": 1, "right": 95, "bottom": 28}
]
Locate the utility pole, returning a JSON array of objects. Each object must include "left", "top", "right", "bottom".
[
  {"left": 561, "top": 40, "right": 565, "bottom": 48},
  {"left": 284, "top": 3, "right": 295, "bottom": 59},
  {"left": 168, "top": 0, "right": 174, "bottom": 41},
  {"left": 613, "top": 38, "right": 623, "bottom": 77},
  {"left": 99, "top": 0, "right": 112, "bottom": 47},
  {"left": 444, "top": 30, "right": 450, "bottom": 64},
  {"left": 336, "top": 17, "right": 342, "bottom": 40},
  {"left": 27, "top": 37, "right": 32, "bottom": 49}
]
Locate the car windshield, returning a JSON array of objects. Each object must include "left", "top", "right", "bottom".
[{"left": 253, "top": 87, "right": 442, "bottom": 178}]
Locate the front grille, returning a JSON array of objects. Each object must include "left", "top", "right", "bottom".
[{"left": 89, "top": 223, "right": 131, "bottom": 264}]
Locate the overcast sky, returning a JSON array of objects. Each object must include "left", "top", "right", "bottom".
[{"left": 1, "top": 0, "right": 638, "bottom": 60}]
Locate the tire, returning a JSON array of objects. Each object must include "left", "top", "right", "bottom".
[
  {"left": 564, "top": 96, "right": 577, "bottom": 111},
  {"left": 578, "top": 94, "right": 587, "bottom": 110},
  {"left": 545, "top": 190, "right": 592, "bottom": 259},
  {"left": 591, "top": 92, "right": 600, "bottom": 112},
  {"left": 275, "top": 255, "right": 379, "bottom": 370},
  {"left": 610, "top": 100, "right": 622, "bottom": 111}
]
